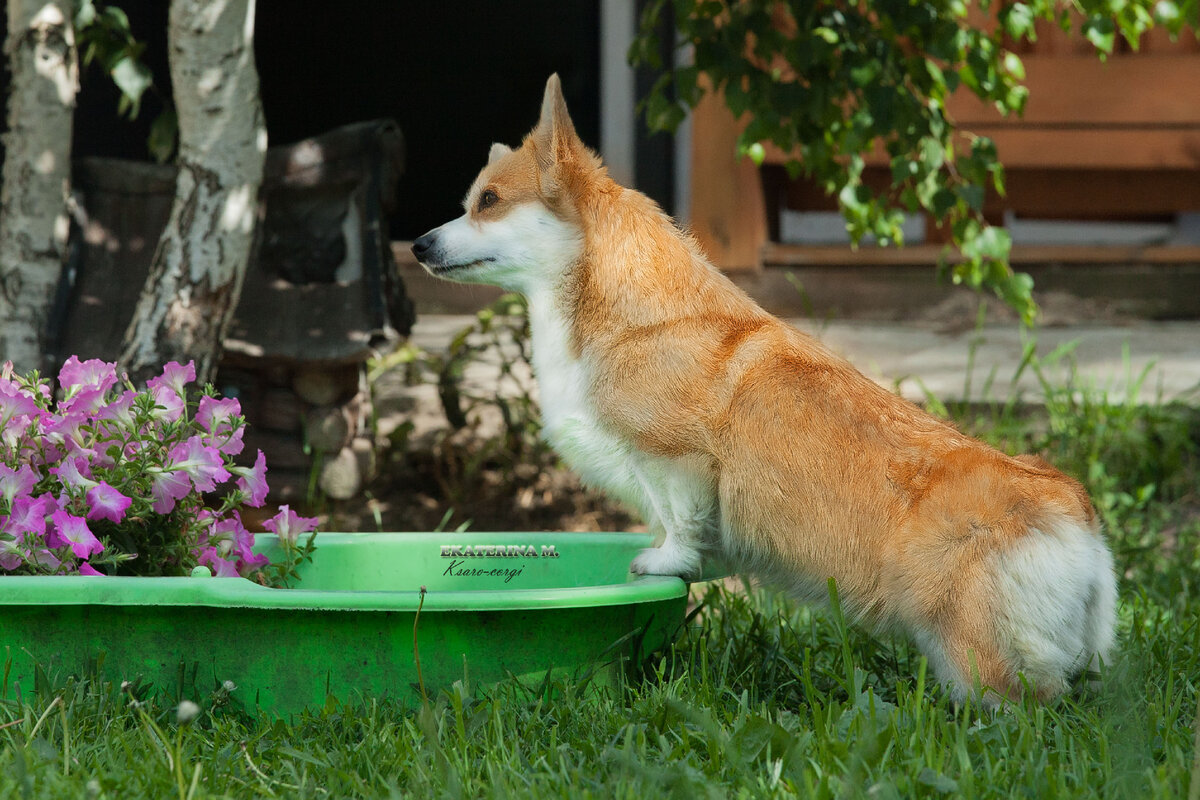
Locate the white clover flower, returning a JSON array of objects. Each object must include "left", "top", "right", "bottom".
[{"left": 176, "top": 699, "right": 201, "bottom": 724}]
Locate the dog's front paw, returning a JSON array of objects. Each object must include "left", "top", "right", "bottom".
[{"left": 630, "top": 545, "right": 700, "bottom": 579}]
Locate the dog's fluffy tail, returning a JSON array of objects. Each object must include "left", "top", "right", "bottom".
[
  {"left": 920, "top": 516, "right": 1117, "bottom": 703},
  {"left": 987, "top": 519, "right": 1117, "bottom": 698}
]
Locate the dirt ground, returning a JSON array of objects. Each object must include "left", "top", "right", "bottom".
[{"left": 322, "top": 448, "right": 645, "bottom": 535}]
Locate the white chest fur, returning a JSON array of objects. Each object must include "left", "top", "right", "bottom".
[
  {"left": 526, "top": 291, "right": 636, "bottom": 501},
  {"left": 525, "top": 291, "right": 716, "bottom": 577}
]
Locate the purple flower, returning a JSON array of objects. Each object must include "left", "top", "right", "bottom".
[
  {"left": 49, "top": 510, "right": 104, "bottom": 559},
  {"left": 148, "top": 361, "right": 195, "bottom": 397},
  {"left": 0, "top": 413, "right": 34, "bottom": 454},
  {"left": 0, "top": 542, "right": 22, "bottom": 571},
  {"left": 2, "top": 361, "right": 50, "bottom": 401},
  {"left": 231, "top": 450, "right": 269, "bottom": 507},
  {"left": 42, "top": 411, "right": 91, "bottom": 458},
  {"left": 196, "top": 396, "right": 244, "bottom": 455},
  {"left": 0, "top": 386, "right": 39, "bottom": 429},
  {"left": 58, "top": 356, "right": 119, "bottom": 396},
  {"left": 168, "top": 436, "right": 230, "bottom": 493},
  {"left": 263, "top": 504, "right": 319, "bottom": 546},
  {"left": 50, "top": 456, "right": 95, "bottom": 491},
  {"left": 26, "top": 547, "right": 61, "bottom": 570},
  {"left": 198, "top": 546, "right": 240, "bottom": 577},
  {"left": 0, "top": 463, "right": 37, "bottom": 505},
  {"left": 5, "top": 494, "right": 56, "bottom": 539},
  {"left": 214, "top": 511, "right": 268, "bottom": 572},
  {"left": 86, "top": 482, "right": 132, "bottom": 524},
  {"left": 60, "top": 386, "right": 107, "bottom": 415},
  {"left": 94, "top": 389, "right": 138, "bottom": 428},
  {"left": 149, "top": 384, "right": 185, "bottom": 423},
  {"left": 149, "top": 468, "right": 192, "bottom": 514},
  {"left": 1, "top": 356, "right": 281, "bottom": 579},
  {"left": 146, "top": 362, "right": 195, "bottom": 422}
]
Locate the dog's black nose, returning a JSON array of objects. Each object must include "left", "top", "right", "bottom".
[{"left": 411, "top": 233, "right": 434, "bottom": 262}]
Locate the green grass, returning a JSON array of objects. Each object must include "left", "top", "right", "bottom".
[{"left": 3, "top": 342, "right": 1199, "bottom": 799}]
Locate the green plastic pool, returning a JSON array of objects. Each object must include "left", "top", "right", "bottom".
[{"left": 0, "top": 532, "right": 688, "bottom": 713}]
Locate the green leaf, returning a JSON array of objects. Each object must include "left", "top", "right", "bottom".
[
  {"left": 75, "top": 0, "right": 96, "bottom": 28},
  {"left": 1001, "top": 3, "right": 1036, "bottom": 39},
  {"left": 1003, "top": 51, "right": 1025, "bottom": 80},
  {"left": 975, "top": 224, "right": 1012, "bottom": 263},
  {"left": 960, "top": 183, "right": 985, "bottom": 212},
  {"left": 919, "top": 137, "right": 945, "bottom": 171},
  {"left": 1153, "top": 0, "right": 1182, "bottom": 28},
  {"left": 1083, "top": 16, "right": 1116, "bottom": 55},
  {"left": 148, "top": 108, "right": 178, "bottom": 164},
  {"left": 813, "top": 27, "right": 839, "bottom": 44},
  {"left": 930, "top": 188, "right": 959, "bottom": 220},
  {"left": 99, "top": 5, "right": 132, "bottom": 33},
  {"left": 110, "top": 56, "right": 152, "bottom": 118},
  {"left": 850, "top": 63, "right": 879, "bottom": 88}
]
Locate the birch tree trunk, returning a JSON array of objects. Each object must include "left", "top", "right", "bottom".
[
  {"left": 0, "top": 1, "right": 78, "bottom": 372},
  {"left": 120, "top": 0, "right": 265, "bottom": 385}
]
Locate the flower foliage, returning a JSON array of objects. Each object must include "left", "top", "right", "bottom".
[{"left": 0, "top": 357, "right": 318, "bottom": 578}]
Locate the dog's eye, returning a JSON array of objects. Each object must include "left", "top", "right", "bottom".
[{"left": 478, "top": 189, "right": 498, "bottom": 211}]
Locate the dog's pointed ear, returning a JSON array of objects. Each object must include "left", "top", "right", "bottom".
[
  {"left": 532, "top": 73, "right": 580, "bottom": 172},
  {"left": 487, "top": 142, "right": 512, "bottom": 165}
]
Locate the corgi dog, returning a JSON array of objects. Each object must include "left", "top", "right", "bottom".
[{"left": 412, "top": 75, "right": 1116, "bottom": 703}]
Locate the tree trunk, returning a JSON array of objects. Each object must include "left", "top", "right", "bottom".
[
  {"left": 120, "top": 0, "right": 265, "bottom": 386},
  {"left": 0, "top": 1, "right": 78, "bottom": 373}
]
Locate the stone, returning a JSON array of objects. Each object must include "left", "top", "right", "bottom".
[{"left": 305, "top": 404, "right": 353, "bottom": 453}]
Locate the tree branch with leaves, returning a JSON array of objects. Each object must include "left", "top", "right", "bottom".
[{"left": 631, "top": 0, "right": 1197, "bottom": 324}]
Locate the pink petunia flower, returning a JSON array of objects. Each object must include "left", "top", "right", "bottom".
[
  {"left": 146, "top": 361, "right": 195, "bottom": 423},
  {"left": 198, "top": 545, "right": 241, "bottom": 577},
  {"left": 58, "top": 356, "right": 119, "bottom": 396},
  {"left": 196, "top": 395, "right": 244, "bottom": 456},
  {"left": 78, "top": 562, "right": 104, "bottom": 576},
  {"left": 147, "top": 361, "right": 196, "bottom": 399},
  {"left": 5, "top": 494, "right": 56, "bottom": 539},
  {"left": 59, "top": 386, "right": 108, "bottom": 415},
  {"left": 2, "top": 361, "right": 50, "bottom": 401},
  {"left": 149, "top": 383, "right": 185, "bottom": 423},
  {"left": 94, "top": 389, "right": 139, "bottom": 428},
  {"left": 0, "top": 413, "right": 34, "bottom": 454},
  {"left": 149, "top": 468, "right": 192, "bottom": 514},
  {"left": 231, "top": 450, "right": 269, "bottom": 507},
  {"left": 0, "top": 541, "right": 22, "bottom": 571},
  {"left": 42, "top": 411, "right": 93, "bottom": 459},
  {"left": 168, "top": 436, "right": 230, "bottom": 493},
  {"left": 86, "top": 482, "right": 132, "bottom": 524},
  {"left": 0, "top": 463, "right": 37, "bottom": 506},
  {"left": 0, "top": 386, "right": 40, "bottom": 429},
  {"left": 262, "top": 504, "right": 319, "bottom": 546},
  {"left": 49, "top": 510, "right": 104, "bottom": 559},
  {"left": 213, "top": 511, "right": 268, "bottom": 572},
  {"left": 26, "top": 547, "right": 61, "bottom": 570},
  {"left": 50, "top": 456, "right": 95, "bottom": 491}
]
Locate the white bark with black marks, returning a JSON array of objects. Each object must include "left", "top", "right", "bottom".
[
  {"left": 120, "top": 0, "right": 265, "bottom": 385},
  {"left": 0, "top": 1, "right": 78, "bottom": 372}
]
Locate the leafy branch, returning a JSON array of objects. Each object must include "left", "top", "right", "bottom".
[
  {"left": 631, "top": 0, "right": 1197, "bottom": 324},
  {"left": 75, "top": 0, "right": 178, "bottom": 162}
]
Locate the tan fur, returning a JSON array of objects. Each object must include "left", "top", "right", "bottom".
[{"left": 415, "top": 75, "right": 1116, "bottom": 703}]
